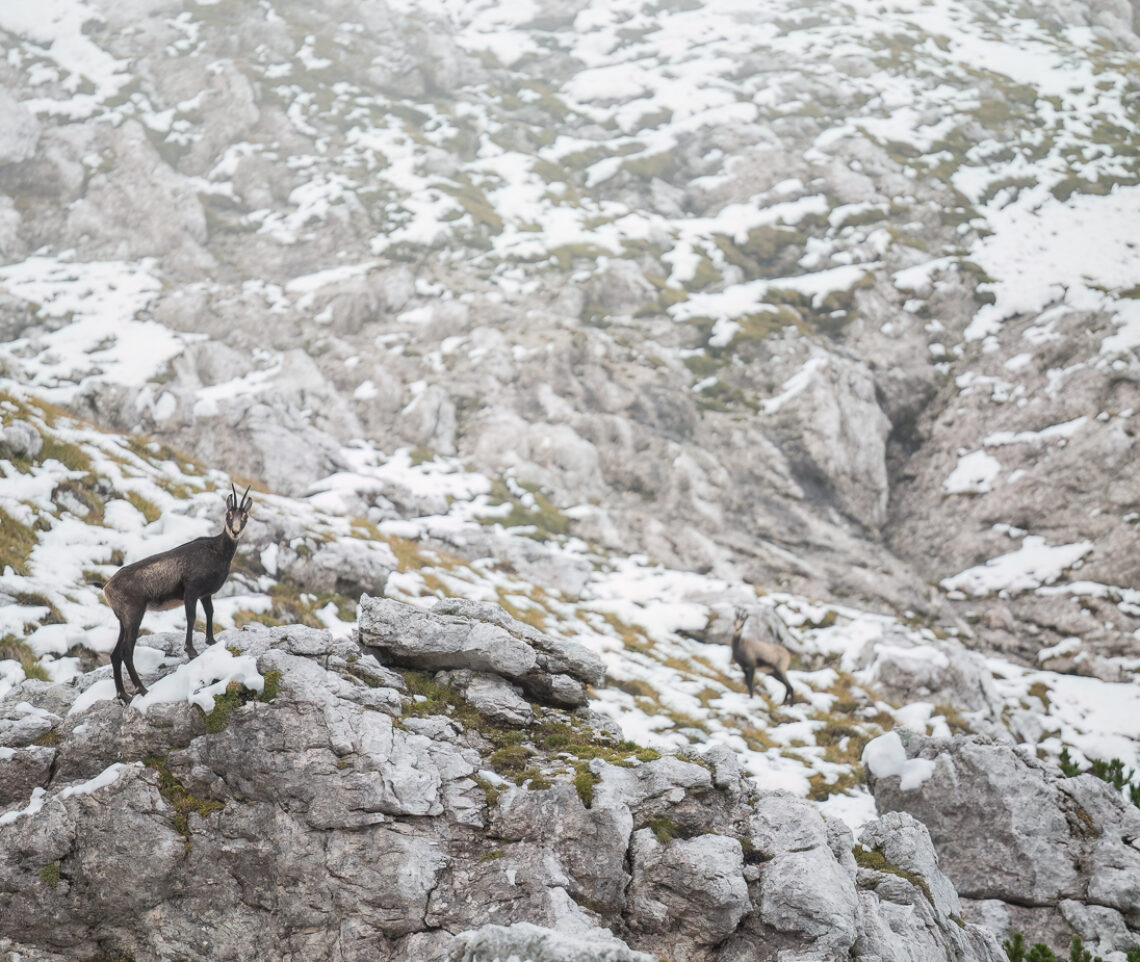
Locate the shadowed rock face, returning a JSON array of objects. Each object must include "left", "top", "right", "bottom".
[
  {"left": 0, "top": 619, "right": 1001, "bottom": 962},
  {"left": 868, "top": 733, "right": 1140, "bottom": 955}
]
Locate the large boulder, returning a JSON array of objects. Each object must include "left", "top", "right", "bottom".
[
  {"left": 869, "top": 733, "right": 1140, "bottom": 954},
  {"left": 358, "top": 596, "right": 605, "bottom": 708}
]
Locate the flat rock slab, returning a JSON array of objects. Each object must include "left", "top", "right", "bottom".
[{"left": 359, "top": 595, "right": 605, "bottom": 708}]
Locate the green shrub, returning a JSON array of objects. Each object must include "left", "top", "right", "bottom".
[
  {"left": 1002, "top": 932, "right": 1128, "bottom": 962},
  {"left": 1058, "top": 747, "right": 1140, "bottom": 807}
]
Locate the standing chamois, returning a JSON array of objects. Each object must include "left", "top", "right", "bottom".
[
  {"left": 732, "top": 608, "right": 796, "bottom": 706},
  {"left": 103, "top": 484, "right": 253, "bottom": 703}
]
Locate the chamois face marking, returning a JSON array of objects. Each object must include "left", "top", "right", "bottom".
[{"left": 225, "top": 483, "right": 253, "bottom": 539}]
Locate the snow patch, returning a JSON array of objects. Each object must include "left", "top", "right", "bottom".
[{"left": 862, "top": 732, "right": 936, "bottom": 791}]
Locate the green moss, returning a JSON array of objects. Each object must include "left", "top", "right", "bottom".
[
  {"left": 547, "top": 243, "right": 611, "bottom": 270},
  {"left": 0, "top": 509, "right": 38, "bottom": 575},
  {"left": 622, "top": 152, "right": 677, "bottom": 179},
  {"left": 933, "top": 703, "right": 973, "bottom": 735},
  {"left": 39, "top": 436, "right": 93, "bottom": 474},
  {"left": 739, "top": 224, "right": 805, "bottom": 264},
  {"left": 683, "top": 353, "right": 720, "bottom": 379},
  {"left": 0, "top": 634, "right": 48, "bottom": 681},
  {"left": 808, "top": 609, "right": 839, "bottom": 629},
  {"left": 259, "top": 670, "right": 282, "bottom": 703},
  {"left": 645, "top": 814, "right": 681, "bottom": 843},
  {"left": 232, "top": 609, "right": 287, "bottom": 629},
  {"left": 202, "top": 682, "right": 243, "bottom": 733},
  {"left": 613, "top": 678, "right": 659, "bottom": 699},
  {"left": 475, "top": 776, "right": 502, "bottom": 810},
  {"left": 574, "top": 768, "right": 600, "bottom": 807},
  {"left": 143, "top": 754, "right": 224, "bottom": 839},
  {"left": 14, "top": 592, "right": 65, "bottom": 625},
  {"left": 854, "top": 845, "right": 933, "bottom": 905},
  {"left": 809, "top": 766, "right": 865, "bottom": 801},
  {"left": 52, "top": 477, "right": 106, "bottom": 524},
  {"left": 476, "top": 480, "right": 570, "bottom": 540},
  {"left": 438, "top": 176, "right": 503, "bottom": 237},
  {"left": 1026, "top": 681, "right": 1052, "bottom": 710},
  {"left": 489, "top": 744, "right": 534, "bottom": 778},
  {"left": 39, "top": 862, "right": 61, "bottom": 887},
  {"left": 516, "top": 768, "right": 554, "bottom": 790},
  {"left": 480, "top": 849, "right": 505, "bottom": 862},
  {"left": 125, "top": 491, "right": 161, "bottom": 524}
]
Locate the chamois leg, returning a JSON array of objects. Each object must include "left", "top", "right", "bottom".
[
  {"left": 183, "top": 595, "right": 199, "bottom": 659},
  {"left": 201, "top": 595, "right": 215, "bottom": 647},
  {"left": 743, "top": 665, "right": 755, "bottom": 698},
  {"left": 121, "top": 606, "right": 147, "bottom": 701},
  {"left": 111, "top": 620, "right": 128, "bottom": 704},
  {"left": 776, "top": 669, "right": 795, "bottom": 706}
]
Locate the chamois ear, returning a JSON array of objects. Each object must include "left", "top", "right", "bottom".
[
  {"left": 239, "top": 484, "right": 252, "bottom": 513},
  {"left": 227, "top": 482, "right": 238, "bottom": 511}
]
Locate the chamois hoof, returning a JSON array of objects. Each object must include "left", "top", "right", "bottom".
[{"left": 185, "top": 645, "right": 198, "bottom": 659}]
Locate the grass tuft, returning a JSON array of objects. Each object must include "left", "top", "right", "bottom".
[{"left": 143, "top": 755, "right": 224, "bottom": 840}]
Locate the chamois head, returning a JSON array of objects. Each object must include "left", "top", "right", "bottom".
[
  {"left": 733, "top": 607, "right": 747, "bottom": 636},
  {"left": 225, "top": 483, "right": 253, "bottom": 539}
]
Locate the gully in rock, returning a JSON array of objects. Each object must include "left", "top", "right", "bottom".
[
  {"left": 103, "top": 483, "right": 254, "bottom": 704},
  {"left": 731, "top": 607, "right": 797, "bottom": 706}
]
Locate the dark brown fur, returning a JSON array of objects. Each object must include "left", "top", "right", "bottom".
[
  {"left": 731, "top": 608, "right": 796, "bottom": 705},
  {"left": 103, "top": 484, "right": 252, "bottom": 703}
]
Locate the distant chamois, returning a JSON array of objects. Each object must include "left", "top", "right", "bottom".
[
  {"left": 731, "top": 607, "right": 796, "bottom": 706},
  {"left": 103, "top": 483, "right": 253, "bottom": 703}
]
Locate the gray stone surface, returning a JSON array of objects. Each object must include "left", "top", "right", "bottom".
[
  {"left": 0, "top": 420, "right": 42, "bottom": 460},
  {"left": 448, "top": 921, "right": 656, "bottom": 962},
  {"left": 359, "top": 595, "right": 604, "bottom": 707},
  {"left": 627, "top": 830, "right": 751, "bottom": 947},
  {"left": 0, "top": 620, "right": 1002, "bottom": 962},
  {"left": 437, "top": 669, "right": 535, "bottom": 726},
  {"left": 870, "top": 733, "right": 1140, "bottom": 953}
]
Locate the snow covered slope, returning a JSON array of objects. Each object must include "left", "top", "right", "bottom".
[{"left": 3, "top": 380, "right": 1138, "bottom": 840}]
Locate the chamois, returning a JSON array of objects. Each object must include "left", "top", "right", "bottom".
[
  {"left": 731, "top": 608, "right": 796, "bottom": 706},
  {"left": 103, "top": 483, "right": 253, "bottom": 704}
]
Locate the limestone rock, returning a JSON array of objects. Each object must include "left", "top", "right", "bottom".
[
  {"left": 768, "top": 352, "right": 892, "bottom": 531},
  {"left": 448, "top": 922, "right": 656, "bottom": 962},
  {"left": 869, "top": 733, "right": 1140, "bottom": 952},
  {"left": 0, "top": 618, "right": 1011, "bottom": 962},
  {"left": 0, "top": 92, "right": 40, "bottom": 166},
  {"left": 359, "top": 595, "right": 605, "bottom": 707},
  {"left": 437, "top": 669, "right": 534, "bottom": 726},
  {"left": 0, "top": 420, "right": 42, "bottom": 460},
  {"left": 626, "top": 830, "right": 751, "bottom": 946}
]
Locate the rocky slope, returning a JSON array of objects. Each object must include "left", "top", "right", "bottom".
[
  {"left": 2, "top": 353, "right": 1140, "bottom": 958},
  {"left": 1, "top": 0, "right": 1139, "bottom": 656},
  {"left": 3, "top": 0, "right": 1140, "bottom": 958},
  {"left": 0, "top": 615, "right": 1007, "bottom": 962}
]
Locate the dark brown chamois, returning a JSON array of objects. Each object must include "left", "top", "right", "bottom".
[
  {"left": 103, "top": 483, "right": 253, "bottom": 703},
  {"left": 731, "top": 607, "right": 796, "bottom": 706}
]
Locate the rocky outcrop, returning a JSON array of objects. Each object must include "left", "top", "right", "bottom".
[
  {"left": 868, "top": 732, "right": 1140, "bottom": 957},
  {"left": 0, "top": 619, "right": 1000, "bottom": 962},
  {"left": 0, "top": 419, "right": 41, "bottom": 460},
  {"left": 359, "top": 595, "right": 606, "bottom": 708}
]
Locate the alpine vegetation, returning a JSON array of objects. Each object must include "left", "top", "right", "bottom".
[{"left": 102, "top": 484, "right": 253, "bottom": 703}]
